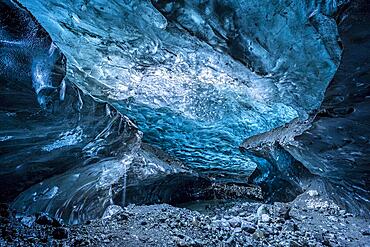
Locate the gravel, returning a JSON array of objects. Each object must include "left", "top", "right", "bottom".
[{"left": 1, "top": 191, "right": 369, "bottom": 247}]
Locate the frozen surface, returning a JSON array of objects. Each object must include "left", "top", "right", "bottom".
[
  {"left": 241, "top": 0, "right": 370, "bottom": 215},
  {"left": 283, "top": 1, "right": 370, "bottom": 215},
  {"left": 16, "top": 0, "right": 343, "bottom": 174},
  {"left": 1, "top": 0, "right": 209, "bottom": 223},
  {"left": 3, "top": 0, "right": 367, "bottom": 223}
]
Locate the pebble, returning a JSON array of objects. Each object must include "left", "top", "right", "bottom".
[
  {"left": 257, "top": 205, "right": 268, "bottom": 218},
  {"left": 228, "top": 217, "right": 241, "bottom": 227},
  {"left": 307, "top": 190, "right": 319, "bottom": 197},
  {"left": 102, "top": 205, "right": 124, "bottom": 219},
  {"left": 0, "top": 200, "right": 368, "bottom": 247},
  {"left": 241, "top": 221, "right": 256, "bottom": 234},
  {"left": 52, "top": 227, "right": 69, "bottom": 240},
  {"left": 35, "top": 214, "right": 53, "bottom": 226},
  {"left": 20, "top": 215, "right": 36, "bottom": 228},
  {"left": 252, "top": 229, "right": 265, "bottom": 239},
  {"left": 261, "top": 214, "right": 270, "bottom": 222}
]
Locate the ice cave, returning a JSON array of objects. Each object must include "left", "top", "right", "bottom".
[{"left": 0, "top": 0, "right": 369, "bottom": 246}]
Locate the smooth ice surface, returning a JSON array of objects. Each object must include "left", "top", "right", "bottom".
[{"left": 17, "top": 0, "right": 343, "bottom": 175}]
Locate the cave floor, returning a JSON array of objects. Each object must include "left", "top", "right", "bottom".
[{"left": 1, "top": 189, "right": 369, "bottom": 247}]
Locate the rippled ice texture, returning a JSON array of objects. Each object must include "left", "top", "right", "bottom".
[{"left": 18, "top": 0, "right": 342, "bottom": 174}]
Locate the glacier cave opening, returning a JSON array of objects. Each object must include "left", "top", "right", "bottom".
[{"left": 0, "top": 0, "right": 369, "bottom": 245}]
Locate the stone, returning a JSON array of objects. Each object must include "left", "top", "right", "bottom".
[
  {"left": 35, "top": 214, "right": 54, "bottom": 225},
  {"left": 284, "top": 221, "right": 299, "bottom": 232},
  {"left": 252, "top": 229, "right": 265, "bottom": 239},
  {"left": 261, "top": 214, "right": 270, "bottom": 223},
  {"left": 20, "top": 216, "right": 36, "bottom": 228},
  {"left": 241, "top": 221, "right": 256, "bottom": 234},
  {"left": 257, "top": 205, "right": 268, "bottom": 218},
  {"left": 289, "top": 240, "right": 300, "bottom": 247},
  {"left": 307, "top": 190, "right": 319, "bottom": 197},
  {"left": 0, "top": 204, "right": 10, "bottom": 218},
  {"left": 102, "top": 205, "right": 124, "bottom": 219},
  {"left": 52, "top": 227, "right": 69, "bottom": 240},
  {"left": 228, "top": 217, "right": 241, "bottom": 228}
]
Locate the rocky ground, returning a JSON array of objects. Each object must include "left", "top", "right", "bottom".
[{"left": 1, "top": 187, "right": 369, "bottom": 247}]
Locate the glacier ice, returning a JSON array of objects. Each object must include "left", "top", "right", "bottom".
[
  {"left": 16, "top": 0, "right": 343, "bottom": 175},
  {"left": 283, "top": 1, "right": 370, "bottom": 215},
  {"left": 242, "top": 0, "right": 370, "bottom": 214},
  {"left": 12, "top": 146, "right": 211, "bottom": 224},
  {"left": 2, "top": 0, "right": 368, "bottom": 223},
  {"left": 0, "top": 0, "right": 210, "bottom": 223}
]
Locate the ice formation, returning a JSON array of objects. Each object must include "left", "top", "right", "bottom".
[
  {"left": 13, "top": 0, "right": 343, "bottom": 176},
  {"left": 1, "top": 0, "right": 369, "bottom": 222}
]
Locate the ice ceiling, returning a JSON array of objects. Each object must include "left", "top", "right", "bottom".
[{"left": 15, "top": 0, "right": 342, "bottom": 175}]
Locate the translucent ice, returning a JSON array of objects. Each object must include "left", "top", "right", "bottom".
[{"left": 17, "top": 0, "right": 343, "bottom": 175}]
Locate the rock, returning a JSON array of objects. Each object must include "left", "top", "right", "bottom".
[
  {"left": 1, "top": 201, "right": 370, "bottom": 247},
  {"left": 241, "top": 221, "right": 256, "bottom": 234},
  {"left": 273, "top": 203, "right": 291, "bottom": 220},
  {"left": 102, "top": 205, "right": 124, "bottom": 219},
  {"left": 52, "top": 218, "right": 63, "bottom": 227},
  {"left": 252, "top": 229, "right": 265, "bottom": 239},
  {"left": 0, "top": 204, "right": 10, "bottom": 218},
  {"left": 176, "top": 235, "right": 203, "bottom": 247},
  {"left": 35, "top": 214, "right": 53, "bottom": 225},
  {"left": 327, "top": 216, "right": 338, "bottom": 222},
  {"left": 322, "top": 237, "right": 331, "bottom": 246},
  {"left": 261, "top": 214, "right": 270, "bottom": 222},
  {"left": 288, "top": 207, "right": 301, "bottom": 220},
  {"left": 344, "top": 213, "right": 354, "bottom": 218},
  {"left": 52, "top": 227, "right": 69, "bottom": 240},
  {"left": 116, "top": 213, "right": 129, "bottom": 221},
  {"left": 1, "top": 227, "right": 17, "bottom": 242},
  {"left": 225, "top": 234, "right": 235, "bottom": 244},
  {"left": 283, "top": 221, "right": 299, "bottom": 232},
  {"left": 73, "top": 238, "right": 91, "bottom": 246},
  {"left": 289, "top": 240, "right": 300, "bottom": 247},
  {"left": 339, "top": 210, "right": 346, "bottom": 216},
  {"left": 314, "top": 232, "right": 324, "bottom": 242},
  {"left": 20, "top": 215, "right": 36, "bottom": 228},
  {"left": 307, "top": 190, "right": 319, "bottom": 197},
  {"left": 257, "top": 205, "right": 268, "bottom": 218},
  {"left": 228, "top": 217, "right": 241, "bottom": 228},
  {"left": 191, "top": 217, "right": 198, "bottom": 227},
  {"left": 234, "top": 227, "right": 242, "bottom": 233}
]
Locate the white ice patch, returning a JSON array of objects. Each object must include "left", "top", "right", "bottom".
[
  {"left": 0, "top": 136, "right": 13, "bottom": 141},
  {"left": 31, "top": 186, "right": 59, "bottom": 202},
  {"left": 6, "top": 112, "right": 16, "bottom": 117},
  {"left": 102, "top": 205, "right": 123, "bottom": 219},
  {"left": 42, "top": 126, "right": 85, "bottom": 152},
  {"left": 44, "top": 186, "right": 59, "bottom": 199},
  {"left": 97, "top": 156, "right": 133, "bottom": 187}
]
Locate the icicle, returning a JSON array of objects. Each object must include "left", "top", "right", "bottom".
[{"left": 122, "top": 159, "right": 128, "bottom": 207}]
